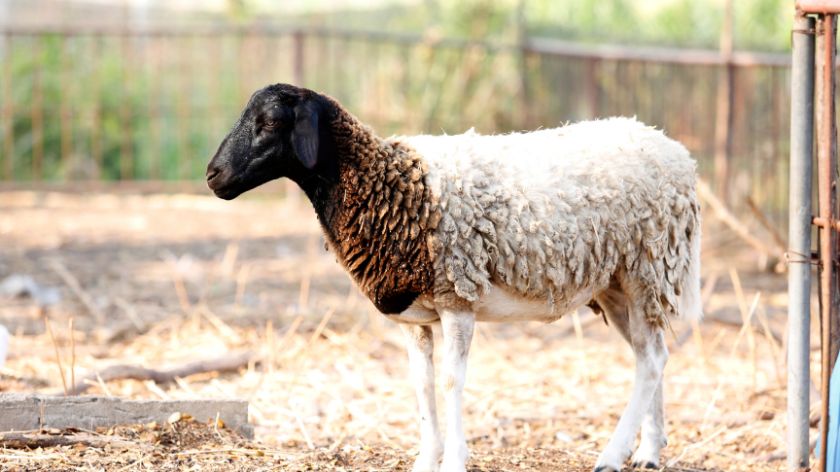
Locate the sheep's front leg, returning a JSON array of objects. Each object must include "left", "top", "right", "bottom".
[
  {"left": 438, "top": 310, "right": 475, "bottom": 472},
  {"left": 594, "top": 307, "right": 668, "bottom": 472},
  {"left": 631, "top": 380, "right": 666, "bottom": 469},
  {"left": 401, "top": 324, "right": 443, "bottom": 472}
]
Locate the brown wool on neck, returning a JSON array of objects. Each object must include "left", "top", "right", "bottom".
[{"left": 317, "top": 99, "right": 439, "bottom": 314}]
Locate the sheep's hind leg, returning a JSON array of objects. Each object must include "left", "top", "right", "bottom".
[
  {"left": 596, "top": 289, "right": 667, "bottom": 470},
  {"left": 594, "top": 298, "right": 668, "bottom": 472},
  {"left": 401, "top": 324, "right": 443, "bottom": 472},
  {"left": 438, "top": 309, "right": 475, "bottom": 472}
]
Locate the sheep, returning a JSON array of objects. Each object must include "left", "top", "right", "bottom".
[{"left": 205, "top": 83, "right": 702, "bottom": 472}]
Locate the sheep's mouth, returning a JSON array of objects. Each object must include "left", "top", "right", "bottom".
[
  {"left": 212, "top": 186, "right": 242, "bottom": 200},
  {"left": 209, "top": 172, "right": 278, "bottom": 201},
  {"left": 207, "top": 173, "right": 244, "bottom": 200}
]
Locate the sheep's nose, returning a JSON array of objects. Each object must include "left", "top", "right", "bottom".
[{"left": 206, "top": 166, "right": 221, "bottom": 182}]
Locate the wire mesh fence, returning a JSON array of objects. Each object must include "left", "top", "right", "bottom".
[{"left": 0, "top": 25, "right": 790, "bottom": 227}]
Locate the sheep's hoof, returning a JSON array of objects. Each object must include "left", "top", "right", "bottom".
[
  {"left": 439, "top": 443, "right": 468, "bottom": 472},
  {"left": 410, "top": 453, "right": 442, "bottom": 472},
  {"left": 630, "top": 460, "right": 659, "bottom": 469},
  {"left": 630, "top": 436, "right": 665, "bottom": 469},
  {"left": 410, "top": 444, "right": 443, "bottom": 472},
  {"left": 594, "top": 445, "right": 630, "bottom": 472}
]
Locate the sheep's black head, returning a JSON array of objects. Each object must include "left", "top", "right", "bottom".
[{"left": 206, "top": 84, "right": 333, "bottom": 200}]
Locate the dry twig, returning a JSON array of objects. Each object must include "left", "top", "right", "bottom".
[
  {"left": 68, "top": 351, "right": 255, "bottom": 395},
  {"left": 48, "top": 258, "right": 106, "bottom": 324},
  {"left": 69, "top": 318, "right": 76, "bottom": 394},
  {"left": 44, "top": 316, "right": 68, "bottom": 395},
  {"left": 745, "top": 195, "right": 786, "bottom": 254},
  {"left": 0, "top": 432, "right": 137, "bottom": 450},
  {"left": 696, "top": 179, "right": 782, "bottom": 261}
]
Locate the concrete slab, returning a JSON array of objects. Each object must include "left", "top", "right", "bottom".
[{"left": 0, "top": 393, "right": 252, "bottom": 438}]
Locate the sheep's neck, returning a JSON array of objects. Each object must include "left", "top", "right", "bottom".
[{"left": 301, "top": 106, "right": 438, "bottom": 314}]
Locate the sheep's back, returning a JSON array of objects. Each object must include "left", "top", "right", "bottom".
[{"left": 404, "top": 117, "right": 700, "bottom": 324}]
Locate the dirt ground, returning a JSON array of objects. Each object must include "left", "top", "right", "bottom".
[{"left": 0, "top": 188, "right": 812, "bottom": 471}]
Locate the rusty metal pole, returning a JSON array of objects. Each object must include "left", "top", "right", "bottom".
[
  {"left": 713, "top": 0, "right": 734, "bottom": 203},
  {"left": 788, "top": 12, "right": 815, "bottom": 472},
  {"left": 516, "top": 0, "right": 531, "bottom": 128},
  {"left": 815, "top": 13, "right": 838, "bottom": 472},
  {"left": 287, "top": 30, "right": 305, "bottom": 206},
  {"left": 794, "top": 5, "right": 840, "bottom": 470}
]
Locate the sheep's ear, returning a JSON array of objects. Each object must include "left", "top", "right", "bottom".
[{"left": 291, "top": 100, "right": 320, "bottom": 169}]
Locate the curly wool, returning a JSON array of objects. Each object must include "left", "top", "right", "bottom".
[
  {"left": 406, "top": 118, "right": 700, "bottom": 325},
  {"left": 317, "top": 99, "right": 440, "bottom": 314}
]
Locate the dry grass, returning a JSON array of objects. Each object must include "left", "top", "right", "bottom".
[{"left": 0, "top": 189, "right": 810, "bottom": 471}]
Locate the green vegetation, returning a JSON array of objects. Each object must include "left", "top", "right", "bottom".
[
  {"left": 261, "top": 0, "right": 792, "bottom": 52},
  {"left": 0, "top": 34, "right": 253, "bottom": 181},
  {"left": 528, "top": 0, "right": 790, "bottom": 51},
  {"left": 0, "top": 0, "right": 793, "bottom": 185}
]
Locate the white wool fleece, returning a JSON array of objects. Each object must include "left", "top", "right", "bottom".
[{"left": 404, "top": 117, "right": 701, "bottom": 325}]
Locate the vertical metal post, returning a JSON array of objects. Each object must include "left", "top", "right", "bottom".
[
  {"left": 31, "top": 37, "right": 44, "bottom": 180},
  {"left": 175, "top": 35, "right": 189, "bottom": 180},
  {"left": 119, "top": 34, "right": 133, "bottom": 180},
  {"left": 788, "top": 12, "right": 815, "bottom": 472},
  {"left": 585, "top": 59, "right": 600, "bottom": 119},
  {"left": 287, "top": 30, "right": 306, "bottom": 206},
  {"left": 293, "top": 30, "right": 305, "bottom": 86},
  {"left": 59, "top": 37, "right": 72, "bottom": 175},
  {"left": 147, "top": 34, "right": 161, "bottom": 180},
  {"left": 90, "top": 35, "right": 102, "bottom": 177},
  {"left": 816, "top": 13, "right": 838, "bottom": 472},
  {"left": 713, "top": 0, "right": 735, "bottom": 203},
  {"left": 516, "top": 0, "right": 531, "bottom": 128},
  {"left": 2, "top": 32, "right": 14, "bottom": 180}
]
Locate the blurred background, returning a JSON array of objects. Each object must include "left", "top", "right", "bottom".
[
  {"left": 1, "top": 0, "right": 790, "bottom": 224},
  {"left": 0, "top": 2, "right": 801, "bottom": 471}
]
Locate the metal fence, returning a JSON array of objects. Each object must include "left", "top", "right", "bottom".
[{"left": 0, "top": 25, "right": 791, "bottom": 225}]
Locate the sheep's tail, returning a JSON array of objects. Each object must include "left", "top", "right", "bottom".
[{"left": 678, "top": 220, "right": 703, "bottom": 322}]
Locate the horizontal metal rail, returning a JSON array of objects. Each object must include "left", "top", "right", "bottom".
[
  {"left": 0, "top": 25, "right": 791, "bottom": 67},
  {"left": 798, "top": 0, "right": 840, "bottom": 14},
  {"left": 526, "top": 37, "right": 790, "bottom": 67},
  {"left": 813, "top": 215, "right": 840, "bottom": 231}
]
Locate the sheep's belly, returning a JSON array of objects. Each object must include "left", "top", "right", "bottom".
[
  {"left": 393, "top": 285, "right": 597, "bottom": 324},
  {"left": 473, "top": 285, "right": 593, "bottom": 323}
]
